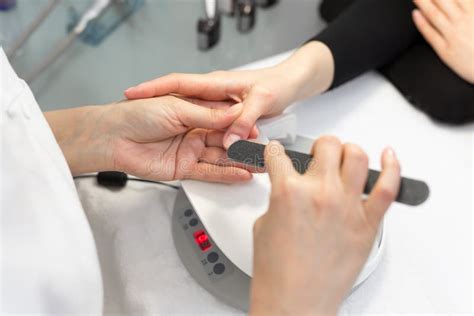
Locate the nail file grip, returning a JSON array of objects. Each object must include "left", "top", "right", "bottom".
[{"left": 228, "top": 140, "right": 430, "bottom": 206}]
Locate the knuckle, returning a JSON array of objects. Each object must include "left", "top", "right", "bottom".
[
  {"left": 376, "top": 185, "right": 398, "bottom": 202},
  {"left": 252, "top": 85, "right": 277, "bottom": 105},
  {"left": 274, "top": 177, "right": 299, "bottom": 197},
  {"left": 310, "top": 182, "right": 337, "bottom": 209}
]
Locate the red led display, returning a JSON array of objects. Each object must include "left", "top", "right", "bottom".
[{"left": 193, "top": 230, "right": 212, "bottom": 252}]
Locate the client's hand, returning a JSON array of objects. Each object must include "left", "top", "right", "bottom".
[
  {"left": 250, "top": 137, "right": 401, "bottom": 315},
  {"left": 413, "top": 0, "right": 474, "bottom": 84},
  {"left": 124, "top": 41, "right": 335, "bottom": 148},
  {"left": 45, "top": 96, "right": 252, "bottom": 183}
]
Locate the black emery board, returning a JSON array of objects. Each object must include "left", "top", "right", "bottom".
[{"left": 228, "top": 140, "right": 429, "bottom": 206}]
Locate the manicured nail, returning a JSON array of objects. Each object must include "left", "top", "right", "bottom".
[
  {"left": 237, "top": 169, "right": 251, "bottom": 178},
  {"left": 384, "top": 147, "right": 397, "bottom": 160},
  {"left": 124, "top": 87, "right": 135, "bottom": 94},
  {"left": 225, "top": 134, "right": 241, "bottom": 148}
]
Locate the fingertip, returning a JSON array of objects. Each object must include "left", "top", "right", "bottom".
[
  {"left": 382, "top": 147, "right": 400, "bottom": 170},
  {"left": 224, "top": 134, "right": 242, "bottom": 149},
  {"left": 264, "top": 140, "right": 284, "bottom": 161},
  {"left": 412, "top": 9, "right": 423, "bottom": 22},
  {"left": 124, "top": 84, "right": 147, "bottom": 99},
  {"left": 124, "top": 87, "right": 135, "bottom": 98}
]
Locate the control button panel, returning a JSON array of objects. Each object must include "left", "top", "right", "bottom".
[{"left": 176, "top": 205, "right": 234, "bottom": 282}]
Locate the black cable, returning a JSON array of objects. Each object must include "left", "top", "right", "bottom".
[
  {"left": 73, "top": 172, "right": 180, "bottom": 190},
  {"left": 127, "top": 178, "right": 180, "bottom": 190}
]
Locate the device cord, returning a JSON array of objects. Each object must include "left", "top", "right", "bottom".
[{"left": 73, "top": 172, "right": 180, "bottom": 190}]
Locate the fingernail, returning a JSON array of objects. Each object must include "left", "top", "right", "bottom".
[
  {"left": 225, "top": 134, "right": 241, "bottom": 148},
  {"left": 225, "top": 103, "right": 243, "bottom": 116},
  {"left": 384, "top": 147, "right": 397, "bottom": 159},
  {"left": 124, "top": 87, "right": 136, "bottom": 94},
  {"left": 237, "top": 169, "right": 251, "bottom": 178}
]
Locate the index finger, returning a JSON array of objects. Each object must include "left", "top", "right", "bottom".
[
  {"left": 125, "top": 73, "right": 243, "bottom": 101},
  {"left": 175, "top": 101, "right": 244, "bottom": 130}
]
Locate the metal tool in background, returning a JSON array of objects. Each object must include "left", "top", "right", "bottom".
[
  {"left": 198, "top": 0, "right": 221, "bottom": 51},
  {"left": 0, "top": 0, "right": 16, "bottom": 11},
  {"left": 236, "top": 0, "right": 256, "bottom": 33},
  {"left": 17, "top": 0, "right": 143, "bottom": 84},
  {"left": 197, "top": 0, "right": 278, "bottom": 51},
  {"left": 67, "top": 0, "right": 143, "bottom": 46}
]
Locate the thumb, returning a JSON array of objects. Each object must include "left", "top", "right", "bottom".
[
  {"left": 177, "top": 101, "right": 243, "bottom": 130},
  {"left": 223, "top": 87, "right": 273, "bottom": 148}
]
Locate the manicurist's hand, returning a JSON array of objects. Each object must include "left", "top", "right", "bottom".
[
  {"left": 125, "top": 41, "right": 335, "bottom": 148},
  {"left": 45, "top": 96, "right": 253, "bottom": 183},
  {"left": 250, "top": 137, "right": 401, "bottom": 315},
  {"left": 413, "top": 0, "right": 474, "bottom": 84}
]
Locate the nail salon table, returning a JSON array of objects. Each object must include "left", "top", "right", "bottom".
[{"left": 76, "top": 51, "right": 472, "bottom": 314}]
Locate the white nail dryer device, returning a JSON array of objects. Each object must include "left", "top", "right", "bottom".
[{"left": 171, "top": 134, "right": 385, "bottom": 312}]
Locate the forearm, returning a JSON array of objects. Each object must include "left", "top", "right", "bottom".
[
  {"left": 44, "top": 104, "right": 117, "bottom": 175},
  {"left": 310, "top": 0, "right": 418, "bottom": 88}
]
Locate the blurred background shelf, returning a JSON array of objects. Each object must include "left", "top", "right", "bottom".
[{"left": 1, "top": 0, "right": 325, "bottom": 111}]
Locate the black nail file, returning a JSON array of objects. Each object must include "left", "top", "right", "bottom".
[{"left": 228, "top": 140, "right": 430, "bottom": 206}]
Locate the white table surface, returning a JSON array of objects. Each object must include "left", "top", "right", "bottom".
[{"left": 78, "top": 51, "right": 473, "bottom": 314}]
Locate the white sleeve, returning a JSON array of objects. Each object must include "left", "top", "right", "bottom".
[{"left": 1, "top": 48, "right": 103, "bottom": 315}]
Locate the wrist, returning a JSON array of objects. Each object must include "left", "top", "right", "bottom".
[
  {"left": 45, "top": 104, "right": 118, "bottom": 175},
  {"left": 276, "top": 41, "right": 335, "bottom": 103}
]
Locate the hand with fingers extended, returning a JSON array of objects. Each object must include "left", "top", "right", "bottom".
[
  {"left": 124, "top": 41, "right": 335, "bottom": 148},
  {"left": 249, "top": 137, "right": 401, "bottom": 315},
  {"left": 413, "top": 0, "right": 474, "bottom": 84},
  {"left": 45, "top": 95, "right": 255, "bottom": 183}
]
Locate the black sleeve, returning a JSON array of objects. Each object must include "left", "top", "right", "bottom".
[{"left": 310, "top": 0, "right": 419, "bottom": 88}]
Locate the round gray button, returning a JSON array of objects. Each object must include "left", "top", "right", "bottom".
[
  {"left": 213, "top": 263, "right": 225, "bottom": 275},
  {"left": 189, "top": 218, "right": 198, "bottom": 226},
  {"left": 184, "top": 209, "right": 193, "bottom": 217},
  {"left": 207, "top": 252, "right": 219, "bottom": 263}
]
